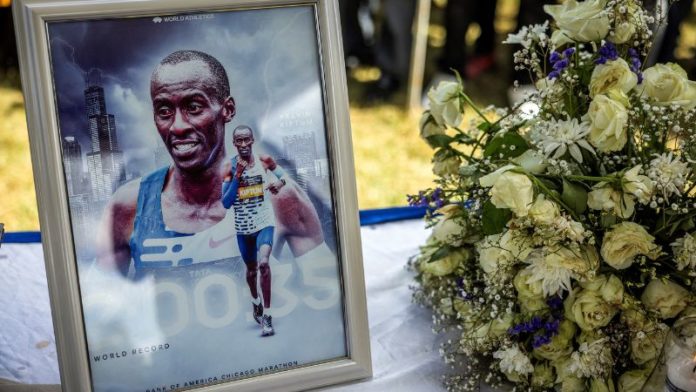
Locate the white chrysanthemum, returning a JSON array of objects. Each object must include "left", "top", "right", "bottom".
[
  {"left": 553, "top": 216, "right": 587, "bottom": 243},
  {"left": 622, "top": 165, "right": 654, "bottom": 204},
  {"left": 671, "top": 233, "right": 696, "bottom": 271},
  {"left": 648, "top": 153, "right": 690, "bottom": 198},
  {"left": 503, "top": 21, "right": 549, "bottom": 49},
  {"left": 569, "top": 338, "right": 613, "bottom": 379},
  {"left": 531, "top": 118, "right": 595, "bottom": 163},
  {"left": 524, "top": 248, "right": 576, "bottom": 296},
  {"left": 493, "top": 345, "right": 534, "bottom": 376}
]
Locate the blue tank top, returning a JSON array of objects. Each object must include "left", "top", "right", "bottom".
[{"left": 129, "top": 166, "right": 242, "bottom": 278}]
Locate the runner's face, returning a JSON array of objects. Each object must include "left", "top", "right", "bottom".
[
  {"left": 151, "top": 60, "right": 234, "bottom": 172},
  {"left": 233, "top": 128, "right": 254, "bottom": 159}
]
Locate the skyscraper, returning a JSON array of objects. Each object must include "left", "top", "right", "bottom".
[
  {"left": 84, "top": 70, "right": 124, "bottom": 202},
  {"left": 62, "top": 136, "right": 91, "bottom": 251},
  {"left": 283, "top": 133, "right": 317, "bottom": 190},
  {"left": 62, "top": 136, "right": 84, "bottom": 196}
]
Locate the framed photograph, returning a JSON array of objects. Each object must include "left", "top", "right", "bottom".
[{"left": 12, "top": 0, "right": 371, "bottom": 391}]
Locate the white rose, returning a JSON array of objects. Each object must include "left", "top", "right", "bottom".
[
  {"left": 514, "top": 268, "right": 547, "bottom": 313},
  {"left": 478, "top": 234, "right": 515, "bottom": 275},
  {"left": 580, "top": 274, "right": 624, "bottom": 305},
  {"left": 590, "top": 58, "right": 637, "bottom": 98},
  {"left": 641, "top": 63, "right": 696, "bottom": 109},
  {"left": 529, "top": 194, "right": 560, "bottom": 225},
  {"left": 610, "top": 21, "right": 635, "bottom": 44},
  {"left": 419, "top": 111, "right": 446, "bottom": 140},
  {"left": 587, "top": 184, "right": 635, "bottom": 218},
  {"left": 544, "top": 0, "right": 610, "bottom": 47},
  {"left": 621, "top": 304, "right": 649, "bottom": 331},
  {"left": 590, "top": 378, "right": 615, "bottom": 392},
  {"left": 512, "top": 149, "right": 548, "bottom": 174},
  {"left": 489, "top": 171, "right": 534, "bottom": 217},
  {"left": 490, "top": 314, "right": 515, "bottom": 337},
  {"left": 601, "top": 222, "right": 660, "bottom": 269},
  {"left": 430, "top": 216, "right": 467, "bottom": 246},
  {"left": 500, "top": 229, "right": 534, "bottom": 261},
  {"left": 618, "top": 369, "right": 650, "bottom": 392},
  {"left": 568, "top": 289, "right": 618, "bottom": 331},
  {"left": 419, "top": 249, "right": 469, "bottom": 277},
  {"left": 533, "top": 320, "right": 576, "bottom": 361},
  {"left": 587, "top": 94, "right": 629, "bottom": 152},
  {"left": 531, "top": 362, "right": 555, "bottom": 389},
  {"left": 630, "top": 322, "right": 668, "bottom": 365},
  {"left": 609, "top": 1, "right": 639, "bottom": 44},
  {"left": 432, "top": 156, "right": 461, "bottom": 177},
  {"left": 479, "top": 164, "right": 516, "bottom": 187},
  {"left": 560, "top": 377, "right": 588, "bottom": 392},
  {"left": 641, "top": 279, "right": 691, "bottom": 319},
  {"left": 622, "top": 165, "right": 653, "bottom": 204},
  {"left": 427, "top": 81, "right": 463, "bottom": 127}
]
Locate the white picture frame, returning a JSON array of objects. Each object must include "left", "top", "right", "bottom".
[{"left": 12, "top": 0, "right": 371, "bottom": 391}]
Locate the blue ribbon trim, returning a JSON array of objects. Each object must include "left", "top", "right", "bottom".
[
  {"left": 2, "top": 206, "right": 427, "bottom": 244},
  {"left": 2, "top": 231, "right": 42, "bottom": 244},
  {"left": 358, "top": 206, "right": 427, "bottom": 226}
]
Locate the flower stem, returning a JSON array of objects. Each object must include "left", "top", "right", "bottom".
[
  {"left": 460, "top": 93, "right": 491, "bottom": 125},
  {"left": 565, "top": 175, "right": 614, "bottom": 183},
  {"left": 528, "top": 174, "right": 581, "bottom": 221}
]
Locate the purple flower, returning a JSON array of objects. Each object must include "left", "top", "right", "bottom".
[
  {"left": 508, "top": 311, "right": 564, "bottom": 349},
  {"left": 627, "top": 48, "right": 643, "bottom": 84},
  {"left": 553, "top": 59, "right": 570, "bottom": 70},
  {"left": 550, "top": 51, "right": 562, "bottom": 63},
  {"left": 463, "top": 199, "right": 474, "bottom": 209},
  {"left": 548, "top": 48, "right": 575, "bottom": 80},
  {"left": 407, "top": 187, "right": 448, "bottom": 208},
  {"left": 544, "top": 319, "right": 560, "bottom": 335},
  {"left": 562, "top": 47, "right": 576, "bottom": 58},
  {"left": 530, "top": 316, "right": 543, "bottom": 329},
  {"left": 547, "top": 296, "right": 563, "bottom": 310},
  {"left": 596, "top": 42, "right": 618, "bottom": 65},
  {"left": 532, "top": 334, "right": 551, "bottom": 348}
]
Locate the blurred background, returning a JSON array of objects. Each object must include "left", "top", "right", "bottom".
[{"left": 2, "top": 0, "right": 696, "bottom": 231}]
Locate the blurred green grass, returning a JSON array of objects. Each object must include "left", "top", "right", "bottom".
[
  {"left": 0, "top": 82, "right": 435, "bottom": 231},
  {"left": 0, "top": 85, "right": 37, "bottom": 231},
  {"left": 5, "top": 0, "right": 696, "bottom": 231}
]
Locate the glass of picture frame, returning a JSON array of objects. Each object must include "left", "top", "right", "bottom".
[{"left": 12, "top": 0, "right": 371, "bottom": 391}]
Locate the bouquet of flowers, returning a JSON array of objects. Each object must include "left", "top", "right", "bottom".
[{"left": 411, "top": 1, "right": 696, "bottom": 391}]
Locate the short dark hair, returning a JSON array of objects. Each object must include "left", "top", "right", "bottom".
[
  {"left": 152, "top": 50, "right": 230, "bottom": 101},
  {"left": 233, "top": 125, "right": 254, "bottom": 138}
]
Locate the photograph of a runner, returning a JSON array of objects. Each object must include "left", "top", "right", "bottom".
[
  {"left": 47, "top": 6, "right": 346, "bottom": 392},
  {"left": 222, "top": 125, "right": 287, "bottom": 337}
]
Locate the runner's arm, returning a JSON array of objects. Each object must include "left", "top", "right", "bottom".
[
  {"left": 270, "top": 178, "right": 324, "bottom": 257},
  {"left": 96, "top": 180, "right": 139, "bottom": 276},
  {"left": 221, "top": 178, "right": 239, "bottom": 209}
]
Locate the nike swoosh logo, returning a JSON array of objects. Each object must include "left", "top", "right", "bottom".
[{"left": 209, "top": 234, "right": 236, "bottom": 249}]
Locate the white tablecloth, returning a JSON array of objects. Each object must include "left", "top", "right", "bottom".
[{"left": 0, "top": 220, "right": 447, "bottom": 391}]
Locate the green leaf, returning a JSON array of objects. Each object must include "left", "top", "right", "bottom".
[
  {"left": 681, "top": 218, "right": 695, "bottom": 232},
  {"left": 483, "top": 132, "right": 529, "bottom": 159},
  {"left": 477, "top": 122, "right": 500, "bottom": 135},
  {"left": 539, "top": 178, "right": 560, "bottom": 192},
  {"left": 562, "top": 179, "right": 588, "bottom": 215},
  {"left": 482, "top": 200, "right": 512, "bottom": 235},
  {"left": 426, "top": 134, "right": 453, "bottom": 148},
  {"left": 600, "top": 214, "right": 617, "bottom": 228},
  {"left": 452, "top": 132, "right": 477, "bottom": 145},
  {"left": 427, "top": 245, "right": 452, "bottom": 263},
  {"left": 434, "top": 147, "right": 454, "bottom": 161}
]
